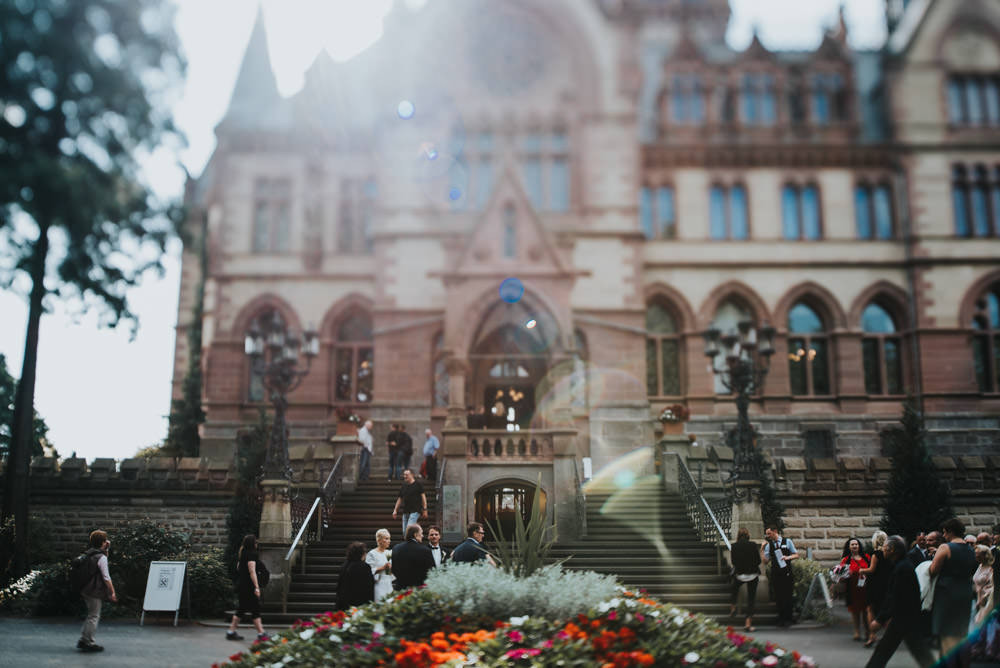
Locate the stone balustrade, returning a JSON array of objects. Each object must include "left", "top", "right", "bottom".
[{"left": 466, "top": 430, "right": 555, "bottom": 461}]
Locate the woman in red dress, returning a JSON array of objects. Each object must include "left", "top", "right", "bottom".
[{"left": 839, "top": 537, "right": 871, "bottom": 642}]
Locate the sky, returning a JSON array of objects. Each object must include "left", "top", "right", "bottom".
[{"left": 0, "top": 0, "right": 888, "bottom": 462}]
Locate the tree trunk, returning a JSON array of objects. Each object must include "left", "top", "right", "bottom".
[{"left": 2, "top": 223, "right": 49, "bottom": 578}]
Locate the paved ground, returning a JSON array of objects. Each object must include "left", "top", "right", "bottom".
[{"left": 0, "top": 611, "right": 966, "bottom": 668}]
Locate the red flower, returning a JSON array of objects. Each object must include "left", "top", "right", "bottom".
[{"left": 228, "top": 652, "right": 243, "bottom": 661}]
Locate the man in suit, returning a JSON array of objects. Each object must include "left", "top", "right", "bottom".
[
  {"left": 451, "top": 522, "right": 497, "bottom": 567},
  {"left": 906, "top": 532, "right": 930, "bottom": 566},
  {"left": 762, "top": 525, "right": 798, "bottom": 627},
  {"left": 426, "top": 525, "right": 450, "bottom": 567},
  {"left": 866, "top": 535, "right": 936, "bottom": 668},
  {"left": 390, "top": 524, "right": 435, "bottom": 590}
]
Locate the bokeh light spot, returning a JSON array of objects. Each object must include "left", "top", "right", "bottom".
[
  {"left": 613, "top": 469, "right": 637, "bottom": 489},
  {"left": 499, "top": 277, "right": 525, "bottom": 304},
  {"left": 449, "top": 187, "right": 462, "bottom": 201},
  {"left": 525, "top": 319, "right": 537, "bottom": 329},
  {"left": 397, "top": 100, "right": 415, "bottom": 119}
]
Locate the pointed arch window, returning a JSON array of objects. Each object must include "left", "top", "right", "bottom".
[
  {"left": 646, "top": 302, "right": 681, "bottom": 397},
  {"left": 247, "top": 308, "right": 285, "bottom": 401},
  {"left": 861, "top": 303, "right": 903, "bottom": 395},
  {"left": 787, "top": 302, "right": 831, "bottom": 396},
  {"left": 333, "top": 310, "right": 374, "bottom": 404},
  {"left": 711, "top": 300, "right": 753, "bottom": 394},
  {"left": 972, "top": 286, "right": 1000, "bottom": 392}
]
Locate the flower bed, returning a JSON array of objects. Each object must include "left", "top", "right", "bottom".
[{"left": 215, "top": 565, "right": 813, "bottom": 668}]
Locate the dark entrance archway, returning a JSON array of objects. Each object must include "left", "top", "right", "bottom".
[{"left": 474, "top": 480, "right": 547, "bottom": 538}]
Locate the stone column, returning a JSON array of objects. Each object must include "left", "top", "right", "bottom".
[
  {"left": 443, "top": 357, "right": 468, "bottom": 430},
  {"left": 257, "top": 479, "right": 293, "bottom": 606}
]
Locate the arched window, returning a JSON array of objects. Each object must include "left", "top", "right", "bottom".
[
  {"left": 787, "top": 302, "right": 831, "bottom": 396},
  {"left": 645, "top": 302, "right": 681, "bottom": 396},
  {"left": 333, "top": 310, "right": 374, "bottom": 404},
  {"left": 861, "top": 303, "right": 903, "bottom": 395},
  {"left": 972, "top": 286, "right": 1000, "bottom": 392},
  {"left": 432, "top": 333, "right": 449, "bottom": 409},
  {"left": 571, "top": 329, "right": 588, "bottom": 409},
  {"left": 247, "top": 308, "right": 285, "bottom": 401},
  {"left": 711, "top": 299, "right": 753, "bottom": 394}
]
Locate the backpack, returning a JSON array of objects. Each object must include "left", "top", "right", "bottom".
[{"left": 70, "top": 549, "right": 102, "bottom": 594}]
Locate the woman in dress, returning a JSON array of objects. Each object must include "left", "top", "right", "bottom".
[
  {"left": 335, "top": 541, "right": 374, "bottom": 610},
  {"left": 930, "top": 517, "right": 978, "bottom": 655},
  {"left": 860, "top": 531, "right": 890, "bottom": 648},
  {"left": 973, "top": 544, "right": 995, "bottom": 627},
  {"left": 366, "top": 528, "right": 394, "bottom": 601},
  {"left": 839, "top": 537, "right": 871, "bottom": 642},
  {"left": 226, "top": 534, "right": 268, "bottom": 643},
  {"left": 728, "top": 527, "right": 762, "bottom": 632}
]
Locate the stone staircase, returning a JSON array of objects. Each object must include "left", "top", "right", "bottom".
[{"left": 261, "top": 477, "right": 437, "bottom": 625}]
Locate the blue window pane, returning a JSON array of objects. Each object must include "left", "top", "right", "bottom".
[
  {"left": 972, "top": 185, "right": 990, "bottom": 236},
  {"left": 762, "top": 86, "right": 776, "bottom": 125},
  {"left": 789, "top": 302, "right": 824, "bottom": 333},
  {"left": 988, "top": 292, "right": 1000, "bottom": 328},
  {"left": 730, "top": 185, "right": 748, "bottom": 239},
  {"left": 550, "top": 158, "right": 570, "bottom": 211},
  {"left": 551, "top": 132, "right": 569, "bottom": 152},
  {"left": 672, "top": 75, "right": 687, "bottom": 122},
  {"left": 522, "top": 134, "right": 542, "bottom": 152},
  {"left": 862, "top": 303, "right": 896, "bottom": 333},
  {"left": 656, "top": 187, "right": 675, "bottom": 238},
  {"left": 855, "top": 186, "right": 872, "bottom": 239},
  {"left": 948, "top": 78, "right": 964, "bottom": 123},
  {"left": 476, "top": 160, "right": 493, "bottom": 209},
  {"left": 965, "top": 79, "right": 983, "bottom": 124},
  {"left": 522, "top": 159, "right": 542, "bottom": 208},
  {"left": 710, "top": 186, "right": 727, "bottom": 239},
  {"left": 640, "top": 187, "right": 654, "bottom": 239},
  {"left": 991, "top": 186, "right": 1000, "bottom": 236},
  {"left": 874, "top": 185, "right": 893, "bottom": 239},
  {"left": 802, "top": 186, "right": 821, "bottom": 239},
  {"left": 813, "top": 91, "right": 829, "bottom": 124},
  {"left": 782, "top": 186, "right": 800, "bottom": 239},
  {"left": 986, "top": 80, "right": 1000, "bottom": 125},
  {"left": 691, "top": 79, "right": 705, "bottom": 124},
  {"left": 742, "top": 75, "right": 758, "bottom": 124},
  {"left": 953, "top": 185, "right": 970, "bottom": 237}
]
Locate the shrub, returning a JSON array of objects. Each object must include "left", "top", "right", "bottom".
[
  {"left": 426, "top": 562, "right": 617, "bottom": 621},
  {"left": 791, "top": 558, "right": 833, "bottom": 624},
  {"left": 165, "top": 548, "right": 232, "bottom": 618},
  {"left": 110, "top": 519, "right": 190, "bottom": 607},
  {"left": 0, "top": 514, "right": 60, "bottom": 587},
  {"left": 213, "top": 578, "right": 816, "bottom": 668},
  {"left": 225, "top": 412, "right": 268, "bottom": 579}
]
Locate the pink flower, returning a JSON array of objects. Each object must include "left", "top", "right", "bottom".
[
  {"left": 607, "top": 610, "right": 617, "bottom": 621},
  {"left": 636, "top": 613, "right": 645, "bottom": 622},
  {"left": 504, "top": 648, "right": 542, "bottom": 660},
  {"left": 557, "top": 631, "right": 570, "bottom": 640},
  {"left": 507, "top": 630, "right": 524, "bottom": 643},
  {"left": 542, "top": 640, "right": 553, "bottom": 649}
]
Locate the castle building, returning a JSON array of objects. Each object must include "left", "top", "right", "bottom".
[{"left": 176, "top": 0, "right": 1000, "bottom": 534}]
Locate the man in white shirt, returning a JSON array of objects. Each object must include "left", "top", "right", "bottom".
[
  {"left": 422, "top": 428, "right": 440, "bottom": 481},
  {"left": 426, "top": 525, "right": 450, "bottom": 567},
  {"left": 762, "top": 525, "right": 798, "bottom": 627},
  {"left": 358, "top": 420, "right": 373, "bottom": 481}
]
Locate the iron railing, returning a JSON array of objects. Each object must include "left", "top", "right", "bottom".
[
  {"left": 674, "top": 453, "right": 731, "bottom": 551},
  {"left": 286, "top": 455, "right": 343, "bottom": 570},
  {"left": 434, "top": 456, "right": 446, "bottom": 528},
  {"left": 573, "top": 456, "right": 587, "bottom": 538}
]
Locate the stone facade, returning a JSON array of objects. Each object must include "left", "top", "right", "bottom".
[{"left": 175, "top": 1, "right": 1000, "bottom": 532}]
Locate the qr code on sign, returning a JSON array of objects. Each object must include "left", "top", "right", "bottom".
[{"left": 158, "top": 569, "right": 172, "bottom": 590}]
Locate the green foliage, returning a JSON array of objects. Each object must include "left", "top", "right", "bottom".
[
  {"left": 165, "top": 548, "right": 231, "bottom": 617},
  {"left": 484, "top": 475, "right": 559, "bottom": 577},
  {"left": 0, "top": 353, "right": 51, "bottom": 460},
  {"left": 164, "top": 213, "right": 207, "bottom": 457},
  {"left": 791, "top": 558, "right": 833, "bottom": 624},
  {"left": 879, "top": 399, "right": 953, "bottom": 543},
  {"left": 426, "top": 562, "right": 618, "bottom": 620},
  {"left": 224, "top": 412, "right": 268, "bottom": 576},
  {"left": 111, "top": 520, "right": 190, "bottom": 607},
  {"left": 0, "top": 514, "right": 58, "bottom": 587}
]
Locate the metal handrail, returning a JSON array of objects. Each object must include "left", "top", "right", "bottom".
[
  {"left": 286, "top": 455, "right": 343, "bottom": 562},
  {"left": 434, "top": 456, "right": 446, "bottom": 527},
  {"left": 674, "top": 453, "right": 731, "bottom": 551}
]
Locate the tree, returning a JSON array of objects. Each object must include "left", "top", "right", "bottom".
[
  {"left": 0, "top": 354, "right": 51, "bottom": 460},
  {"left": 879, "top": 399, "right": 953, "bottom": 543},
  {"left": 164, "top": 212, "right": 207, "bottom": 457},
  {"left": 0, "top": 0, "right": 185, "bottom": 578}
]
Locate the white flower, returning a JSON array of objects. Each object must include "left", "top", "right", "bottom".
[
  {"left": 509, "top": 615, "right": 529, "bottom": 626},
  {"left": 684, "top": 651, "right": 700, "bottom": 663},
  {"left": 299, "top": 628, "right": 315, "bottom": 640},
  {"left": 761, "top": 656, "right": 779, "bottom": 667},
  {"left": 329, "top": 634, "right": 342, "bottom": 644},
  {"left": 746, "top": 661, "right": 758, "bottom": 668},
  {"left": 650, "top": 610, "right": 661, "bottom": 617},
  {"left": 773, "top": 648, "right": 785, "bottom": 657},
  {"left": 373, "top": 622, "right": 386, "bottom": 637},
  {"left": 673, "top": 615, "right": 686, "bottom": 626},
  {"left": 625, "top": 599, "right": 638, "bottom": 608}
]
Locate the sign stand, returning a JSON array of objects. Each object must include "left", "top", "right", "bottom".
[
  {"left": 799, "top": 572, "right": 833, "bottom": 621},
  {"left": 140, "top": 561, "right": 188, "bottom": 627}
]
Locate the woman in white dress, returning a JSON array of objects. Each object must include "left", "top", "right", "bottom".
[{"left": 366, "top": 528, "right": 394, "bottom": 601}]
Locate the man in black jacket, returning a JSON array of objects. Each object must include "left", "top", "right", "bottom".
[
  {"left": 865, "top": 535, "right": 936, "bottom": 668},
  {"left": 906, "top": 532, "right": 930, "bottom": 567},
  {"left": 390, "top": 524, "right": 435, "bottom": 590}
]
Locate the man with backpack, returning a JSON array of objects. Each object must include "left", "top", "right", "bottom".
[{"left": 76, "top": 529, "right": 117, "bottom": 652}]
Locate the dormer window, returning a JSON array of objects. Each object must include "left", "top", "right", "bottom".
[
  {"left": 741, "top": 73, "right": 777, "bottom": 126},
  {"left": 810, "top": 73, "right": 846, "bottom": 125},
  {"left": 947, "top": 74, "right": 1000, "bottom": 127},
  {"left": 671, "top": 74, "right": 705, "bottom": 125}
]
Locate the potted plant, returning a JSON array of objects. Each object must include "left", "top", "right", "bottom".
[
  {"left": 335, "top": 407, "right": 362, "bottom": 436},
  {"left": 658, "top": 404, "right": 690, "bottom": 435}
]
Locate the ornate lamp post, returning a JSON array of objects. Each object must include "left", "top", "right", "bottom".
[
  {"left": 244, "top": 313, "right": 318, "bottom": 551},
  {"left": 703, "top": 320, "right": 776, "bottom": 487}
]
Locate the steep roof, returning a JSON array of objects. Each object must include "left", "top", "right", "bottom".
[{"left": 219, "top": 5, "right": 291, "bottom": 131}]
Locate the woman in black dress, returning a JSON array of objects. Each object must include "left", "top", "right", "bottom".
[
  {"left": 860, "top": 530, "right": 890, "bottom": 648},
  {"left": 336, "top": 541, "right": 375, "bottom": 610},
  {"left": 930, "top": 517, "right": 978, "bottom": 655},
  {"left": 226, "top": 534, "right": 268, "bottom": 642},
  {"left": 729, "top": 527, "right": 762, "bottom": 632}
]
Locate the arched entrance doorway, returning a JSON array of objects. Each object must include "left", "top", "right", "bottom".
[
  {"left": 468, "top": 298, "right": 561, "bottom": 430},
  {"left": 474, "top": 480, "right": 547, "bottom": 538}
]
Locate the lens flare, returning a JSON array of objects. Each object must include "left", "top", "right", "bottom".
[
  {"left": 499, "top": 277, "right": 525, "bottom": 304},
  {"left": 397, "top": 100, "right": 415, "bottom": 119}
]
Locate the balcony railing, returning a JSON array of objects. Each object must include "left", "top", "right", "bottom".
[{"left": 467, "top": 430, "right": 555, "bottom": 461}]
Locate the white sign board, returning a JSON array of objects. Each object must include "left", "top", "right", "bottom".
[{"left": 141, "top": 561, "right": 186, "bottom": 625}]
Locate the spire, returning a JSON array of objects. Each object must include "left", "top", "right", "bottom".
[{"left": 221, "top": 4, "right": 285, "bottom": 129}]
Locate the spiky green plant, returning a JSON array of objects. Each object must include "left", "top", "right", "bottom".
[{"left": 484, "top": 475, "right": 562, "bottom": 577}]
